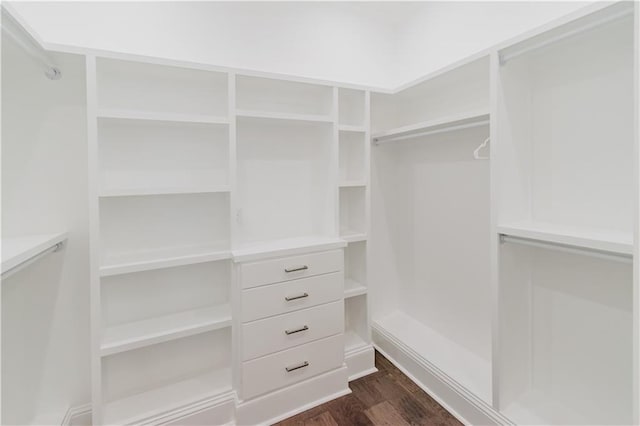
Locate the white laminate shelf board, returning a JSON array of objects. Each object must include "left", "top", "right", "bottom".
[
  {"left": 340, "top": 231, "right": 367, "bottom": 243},
  {"left": 100, "top": 304, "right": 231, "bottom": 356},
  {"left": 97, "top": 108, "right": 229, "bottom": 125},
  {"left": 236, "top": 109, "right": 333, "bottom": 124},
  {"left": 372, "top": 310, "right": 491, "bottom": 403},
  {"left": 339, "top": 124, "right": 366, "bottom": 132},
  {"left": 345, "top": 330, "right": 369, "bottom": 354},
  {"left": 497, "top": 222, "right": 633, "bottom": 255},
  {"left": 99, "top": 185, "right": 231, "bottom": 198},
  {"left": 232, "top": 236, "right": 346, "bottom": 263},
  {"left": 103, "top": 368, "right": 232, "bottom": 426},
  {"left": 339, "top": 181, "right": 367, "bottom": 188},
  {"left": 371, "top": 109, "right": 490, "bottom": 144},
  {"left": 100, "top": 244, "right": 232, "bottom": 277},
  {"left": 344, "top": 279, "right": 367, "bottom": 298},
  {"left": 1, "top": 232, "right": 68, "bottom": 274}
]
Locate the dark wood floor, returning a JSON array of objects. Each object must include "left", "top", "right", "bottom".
[{"left": 275, "top": 351, "right": 462, "bottom": 426}]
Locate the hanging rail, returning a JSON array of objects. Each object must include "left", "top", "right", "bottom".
[
  {"left": 500, "top": 234, "right": 632, "bottom": 264},
  {"left": 1, "top": 6, "right": 61, "bottom": 80},
  {"left": 499, "top": 4, "right": 633, "bottom": 65},
  {"left": 2, "top": 241, "right": 65, "bottom": 280}
]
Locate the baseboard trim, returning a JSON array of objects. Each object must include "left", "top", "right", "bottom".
[
  {"left": 61, "top": 403, "right": 91, "bottom": 426},
  {"left": 345, "top": 344, "right": 377, "bottom": 381},
  {"left": 372, "top": 325, "right": 513, "bottom": 426}
]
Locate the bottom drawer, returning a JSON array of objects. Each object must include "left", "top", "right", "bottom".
[{"left": 241, "top": 334, "right": 344, "bottom": 400}]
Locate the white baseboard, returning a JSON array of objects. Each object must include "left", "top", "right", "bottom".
[
  {"left": 345, "top": 344, "right": 377, "bottom": 381},
  {"left": 62, "top": 403, "right": 91, "bottom": 426},
  {"left": 372, "top": 325, "right": 513, "bottom": 426}
]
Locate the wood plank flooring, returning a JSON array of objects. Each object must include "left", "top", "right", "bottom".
[{"left": 274, "top": 351, "right": 462, "bottom": 426}]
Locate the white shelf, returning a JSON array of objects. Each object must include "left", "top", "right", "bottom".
[
  {"left": 99, "top": 185, "right": 230, "bottom": 198},
  {"left": 340, "top": 230, "right": 367, "bottom": 243},
  {"left": 97, "top": 108, "right": 229, "bottom": 125},
  {"left": 344, "top": 330, "right": 369, "bottom": 354},
  {"left": 339, "top": 181, "right": 367, "bottom": 188},
  {"left": 344, "top": 278, "right": 367, "bottom": 299},
  {"left": 497, "top": 222, "right": 633, "bottom": 255},
  {"left": 373, "top": 310, "right": 491, "bottom": 403},
  {"left": 1, "top": 232, "right": 68, "bottom": 275},
  {"left": 101, "top": 304, "right": 231, "bottom": 356},
  {"left": 372, "top": 109, "right": 490, "bottom": 144},
  {"left": 100, "top": 244, "right": 231, "bottom": 277},
  {"left": 339, "top": 124, "right": 366, "bottom": 132},
  {"left": 236, "top": 109, "right": 333, "bottom": 124},
  {"left": 103, "top": 368, "right": 232, "bottom": 425},
  {"left": 232, "top": 236, "right": 346, "bottom": 262}
]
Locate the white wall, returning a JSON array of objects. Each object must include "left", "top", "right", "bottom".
[
  {"left": 391, "top": 1, "right": 590, "bottom": 87},
  {"left": 1, "top": 34, "right": 89, "bottom": 423}
]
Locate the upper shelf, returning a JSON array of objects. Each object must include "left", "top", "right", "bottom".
[
  {"left": 372, "top": 109, "right": 490, "bottom": 145},
  {"left": 2, "top": 233, "right": 68, "bottom": 275},
  {"left": 236, "top": 109, "right": 333, "bottom": 124},
  {"left": 97, "top": 109, "right": 229, "bottom": 125},
  {"left": 497, "top": 222, "right": 633, "bottom": 256}
]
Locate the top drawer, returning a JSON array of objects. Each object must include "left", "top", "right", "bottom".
[{"left": 240, "top": 250, "right": 343, "bottom": 289}]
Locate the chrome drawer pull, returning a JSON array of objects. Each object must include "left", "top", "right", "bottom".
[
  {"left": 285, "top": 361, "right": 309, "bottom": 372},
  {"left": 285, "top": 265, "right": 308, "bottom": 273},
  {"left": 285, "top": 325, "right": 309, "bottom": 335},
  {"left": 285, "top": 292, "right": 309, "bottom": 301}
]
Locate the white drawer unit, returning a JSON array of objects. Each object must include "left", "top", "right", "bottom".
[
  {"left": 240, "top": 249, "right": 343, "bottom": 289},
  {"left": 241, "top": 272, "right": 343, "bottom": 322},
  {"left": 241, "top": 334, "right": 344, "bottom": 400},
  {"left": 242, "top": 300, "right": 344, "bottom": 361}
]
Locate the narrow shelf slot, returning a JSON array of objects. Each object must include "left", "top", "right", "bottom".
[
  {"left": 100, "top": 245, "right": 232, "bottom": 277},
  {"left": 98, "top": 109, "right": 228, "bottom": 125},
  {"left": 101, "top": 304, "right": 231, "bottom": 356},
  {"left": 344, "top": 278, "right": 367, "bottom": 299},
  {"left": 497, "top": 222, "right": 633, "bottom": 256},
  {"left": 103, "top": 368, "right": 232, "bottom": 425},
  {"left": 344, "top": 330, "right": 369, "bottom": 354},
  {"left": 1, "top": 232, "right": 67, "bottom": 275}
]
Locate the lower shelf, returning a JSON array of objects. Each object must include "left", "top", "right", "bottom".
[
  {"left": 103, "top": 368, "right": 232, "bottom": 425},
  {"left": 372, "top": 310, "right": 491, "bottom": 403},
  {"left": 344, "top": 330, "right": 369, "bottom": 354},
  {"left": 344, "top": 279, "right": 367, "bottom": 298}
]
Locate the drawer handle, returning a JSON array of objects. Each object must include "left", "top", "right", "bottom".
[
  {"left": 284, "top": 265, "right": 308, "bottom": 273},
  {"left": 285, "top": 361, "right": 309, "bottom": 372},
  {"left": 285, "top": 325, "right": 309, "bottom": 335},
  {"left": 285, "top": 292, "right": 309, "bottom": 301}
]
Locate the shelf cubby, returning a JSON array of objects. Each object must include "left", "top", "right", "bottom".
[
  {"left": 338, "top": 88, "right": 365, "bottom": 127},
  {"left": 344, "top": 241, "right": 367, "bottom": 299},
  {"left": 236, "top": 75, "right": 333, "bottom": 118},
  {"left": 102, "top": 329, "right": 231, "bottom": 425},
  {"left": 99, "top": 193, "right": 230, "bottom": 274},
  {"left": 339, "top": 130, "right": 366, "bottom": 185},
  {"left": 98, "top": 118, "right": 229, "bottom": 197},
  {"left": 96, "top": 58, "right": 228, "bottom": 117},
  {"left": 498, "top": 242, "right": 633, "bottom": 425},
  {"left": 339, "top": 186, "right": 366, "bottom": 240},
  {"left": 344, "top": 296, "right": 370, "bottom": 354}
]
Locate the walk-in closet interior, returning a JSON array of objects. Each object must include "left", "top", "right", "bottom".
[{"left": 2, "top": 1, "right": 639, "bottom": 425}]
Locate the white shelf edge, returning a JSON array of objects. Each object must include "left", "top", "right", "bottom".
[
  {"left": 497, "top": 223, "right": 633, "bottom": 255},
  {"left": 339, "top": 181, "right": 367, "bottom": 188},
  {"left": 97, "top": 108, "right": 229, "bottom": 125},
  {"left": 1, "top": 232, "right": 68, "bottom": 274},
  {"left": 236, "top": 109, "right": 333, "bottom": 124},
  {"left": 99, "top": 186, "right": 231, "bottom": 198},
  {"left": 339, "top": 124, "right": 366, "bottom": 132},
  {"left": 344, "top": 278, "right": 367, "bottom": 299},
  {"left": 232, "top": 236, "right": 347, "bottom": 263},
  {"left": 100, "top": 249, "right": 232, "bottom": 277},
  {"left": 340, "top": 232, "right": 367, "bottom": 243},
  {"left": 100, "top": 304, "right": 231, "bottom": 356},
  {"left": 372, "top": 109, "right": 490, "bottom": 143},
  {"left": 344, "top": 330, "right": 369, "bottom": 355},
  {"left": 103, "top": 369, "right": 233, "bottom": 426}
]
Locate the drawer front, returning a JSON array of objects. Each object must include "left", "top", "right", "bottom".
[
  {"left": 241, "top": 250, "right": 343, "bottom": 289},
  {"left": 242, "top": 272, "right": 343, "bottom": 322},
  {"left": 241, "top": 334, "right": 344, "bottom": 400},
  {"left": 242, "top": 300, "right": 344, "bottom": 361}
]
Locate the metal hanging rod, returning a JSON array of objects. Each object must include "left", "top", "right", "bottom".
[
  {"left": 373, "top": 119, "right": 489, "bottom": 145},
  {"left": 500, "top": 234, "right": 632, "bottom": 264},
  {"left": 500, "top": 5, "right": 633, "bottom": 65},
  {"left": 1, "top": 6, "right": 61, "bottom": 80},
  {"left": 1, "top": 241, "right": 65, "bottom": 280}
]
